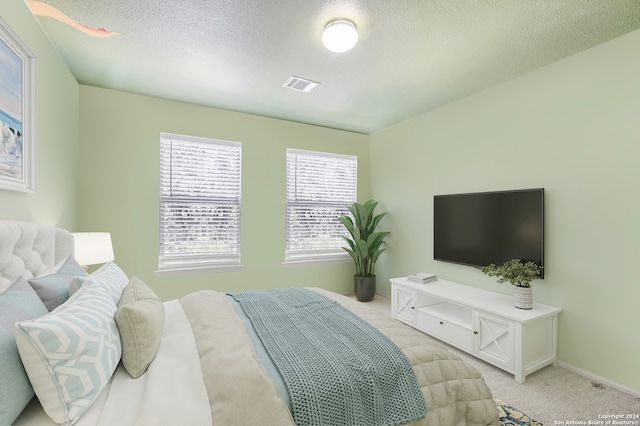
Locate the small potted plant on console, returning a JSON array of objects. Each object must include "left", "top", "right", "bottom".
[
  {"left": 338, "top": 199, "right": 390, "bottom": 302},
  {"left": 481, "top": 259, "right": 543, "bottom": 309}
]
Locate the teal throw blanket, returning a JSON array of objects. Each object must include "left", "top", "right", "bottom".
[{"left": 228, "top": 288, "right": 426, "bottom": 426}]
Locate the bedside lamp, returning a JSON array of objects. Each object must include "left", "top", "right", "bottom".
[{"left": 72, "top": 232, "right": 115, "bottom": 269}]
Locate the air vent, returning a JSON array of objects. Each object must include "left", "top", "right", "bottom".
[{"left": 283, "top": 75, "right": 320, "bottom": 93}]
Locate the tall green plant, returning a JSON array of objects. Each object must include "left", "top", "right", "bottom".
[{"left": 338, "top": 199, "right": 390, "bottom": 277}]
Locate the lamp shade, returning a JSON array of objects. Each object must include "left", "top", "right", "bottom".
[
  {"left": 322, "top": 18, "right": 358, "bottom": 53},
  {"left": 72, "top": 232, "right": 115, "bottom": 266}
]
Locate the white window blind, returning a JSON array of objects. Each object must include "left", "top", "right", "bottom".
[
  {"left": 285, "top": 149, "right": 357, "bottom": 263},
  {"left": 159, "top": 133, "right": 242, "bottom": 272}
]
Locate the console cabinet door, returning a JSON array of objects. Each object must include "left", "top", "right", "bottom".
[
  {"left": 474, "top": 311, "right": 515, "bottom": 372},
  {"left": 392, "top": 285, "right": 417, "bottom": 325}
]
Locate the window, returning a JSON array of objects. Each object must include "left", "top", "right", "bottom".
[
  {"left": 159, "top": 133, "right": 242, "bottom": 273},
  {"left": 285, "top": 149, "right": 357, "bottom": 264}
]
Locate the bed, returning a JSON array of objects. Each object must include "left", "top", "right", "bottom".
[{"left": 1, "top": 220, "right": 500, "bottom": 426}]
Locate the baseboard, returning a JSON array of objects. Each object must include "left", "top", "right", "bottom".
[{"left": 558, "top": 361, "right": 640, "bottom": 398}]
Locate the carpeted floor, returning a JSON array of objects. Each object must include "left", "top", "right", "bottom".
[
  {"left": 351, "top": 294, "right": 640, "bottom": 426},
  {"left": 456, "top": 350, "right": 640, "bottom": 426}
]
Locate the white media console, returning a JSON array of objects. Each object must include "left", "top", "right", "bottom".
[{"left": 390, "top": 276, "right": 562, "bottom": 383}]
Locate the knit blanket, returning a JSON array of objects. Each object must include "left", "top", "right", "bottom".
[{"left": 228, "top": 288, "right": 427, "bottom": 426}]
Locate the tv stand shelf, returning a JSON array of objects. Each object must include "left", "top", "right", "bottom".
[
  {"left": 391, "top": 276, "right": 562, "bottom": 383},
  {"left": 417, "top": 303, "right": 472, "bottom": 329}
]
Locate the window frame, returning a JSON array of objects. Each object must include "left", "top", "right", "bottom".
[
  {"left": 157, "top": 132, "right": 243, "bottom": 275},
  {"left": 283, "top": 148, "right": 357, "bottom": 267}
]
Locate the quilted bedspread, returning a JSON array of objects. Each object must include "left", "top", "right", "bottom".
[{"left": 179, "top": 288, "right": 500, "bottom": 426}]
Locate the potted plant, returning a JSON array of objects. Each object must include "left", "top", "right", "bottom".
[
  {"left": 338, "top": 199, "right": 390, "bottom": 302},
  {"left": 481, "top": 259, "right": 543, "bottom": 309}
]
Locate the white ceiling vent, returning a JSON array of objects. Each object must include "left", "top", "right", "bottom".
[{"left": 283, "top": 76, "right": 320, "bottom": 93}]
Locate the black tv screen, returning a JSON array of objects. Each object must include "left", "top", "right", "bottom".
[{"left": 434, "top": 188, "right": 544, "bottom": 276}]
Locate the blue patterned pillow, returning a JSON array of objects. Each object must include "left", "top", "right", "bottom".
[
  {"left": 14, "top": 268, "right": 126, "bottom": 425},
  {"left": 28, "top": 256, "right": 87, "bottom": 311},
  {"left": 0, "top": 277, "right": 48, "bottom": 425},
  {"left": 72, "top": 262, "right": 128, "bottom": 304}
]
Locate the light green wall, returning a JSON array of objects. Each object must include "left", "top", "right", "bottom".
[
  {"left": 370, "top": 29, "right": 640, "bottom": 393},
  {"left": 0, "top": 0, "right": 79, "bottom": 228},
  {"left": 78, "top": 85, "right": 370, "bottom": 300}
]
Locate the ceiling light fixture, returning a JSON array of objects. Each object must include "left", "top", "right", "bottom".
[{"left": 322, "top": 18, "right": 358, "bottom": 53}]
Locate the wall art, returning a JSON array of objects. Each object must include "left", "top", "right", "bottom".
[{"left": 0, "top": 17, "right": 35, "bottom": 192}]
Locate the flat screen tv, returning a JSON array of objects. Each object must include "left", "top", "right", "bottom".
[{"left": 434, "top": 188, "right": 544, "bottom": 276}]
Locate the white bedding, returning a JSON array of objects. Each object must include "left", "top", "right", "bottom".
[{"left": 14, "top": 300, "right": 211, "bottom": 426}]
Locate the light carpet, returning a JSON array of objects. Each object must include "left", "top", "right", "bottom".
[
  {"left": 454, "top": 347, "right": 640, "bottom": 426},
  {"left": 351, "top": 294, "right": 640, "bottom": 426}
]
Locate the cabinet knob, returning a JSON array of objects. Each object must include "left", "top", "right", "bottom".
[
  {"left": 411, "top": 306, "right": 415, "bottom": 310},
  {"left": 473, "top": 331, "right": 479, "bottom": 335},
  {"left": 439, "top": 321, "right": 444, "bottom": 325}
]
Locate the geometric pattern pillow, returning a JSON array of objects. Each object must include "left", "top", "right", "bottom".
[
  {"left": 14, "top": 278, "right": 122, "bottom": 425},
  {"left": 72, "top": 262, "right": 128, "bottom": 305},
  {"left": 28, "top": 256, "right": 87, "bottom": 311},
  {"left": 116, "top": 276, "right": 165, "bottom": 378},
  {"left": 0, "top": 277, "right": 48, "bottom": 425}
]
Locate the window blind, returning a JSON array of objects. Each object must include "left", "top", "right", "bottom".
[
  {"left": 159, "top": 133, "right": 242, "bottom": 271},
  {"left": 285, "top": 149, "right": 357, "bottom": 262}
]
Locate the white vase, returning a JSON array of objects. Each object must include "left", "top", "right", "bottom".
[{"left": 513, "top": 286, "right": 533, "bottom": 310}]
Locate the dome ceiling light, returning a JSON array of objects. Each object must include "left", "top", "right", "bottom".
[{"left": 322, "top": 18, "right": 359, "bottom": 53}]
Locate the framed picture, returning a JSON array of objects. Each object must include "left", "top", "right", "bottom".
[{"left": 0, "top": 17, "right": 35, "bottom": 192}]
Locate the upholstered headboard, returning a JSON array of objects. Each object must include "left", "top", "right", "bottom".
[{"left": 0, "top": 220, "right": 74, "bottom": 291}]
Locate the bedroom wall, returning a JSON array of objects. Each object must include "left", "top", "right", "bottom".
[
  {"left": 370, "top": 29, "right": 640, "bottom": 393},
  {"left": 0, "top": 0, "right": 79, "bottom": 229},
  {"left": 77, "top": 85, "right": 370, "bottom": 300}
]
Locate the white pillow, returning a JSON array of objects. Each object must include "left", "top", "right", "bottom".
[{"left": 14, "top": 263, "right": 128, "bottom": 425}]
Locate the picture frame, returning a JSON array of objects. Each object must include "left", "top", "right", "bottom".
[{"left": 0, "top": 17, "right": 36, "bottom": 193}]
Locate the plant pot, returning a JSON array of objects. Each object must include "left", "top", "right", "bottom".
[
  {"left": 354, "top": 275, "right": 376, "bottom": 302},
  {"left": 513, "top": 286, "right": 533, "bottom": 310}
]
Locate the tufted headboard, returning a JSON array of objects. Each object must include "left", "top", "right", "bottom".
[{"left": 0, "top": 220, "right": 74, "bottom": 291}]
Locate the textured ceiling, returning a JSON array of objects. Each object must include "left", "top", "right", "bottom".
[{"left": 26, "top": 0, "right": 640, "bottom": 134}]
